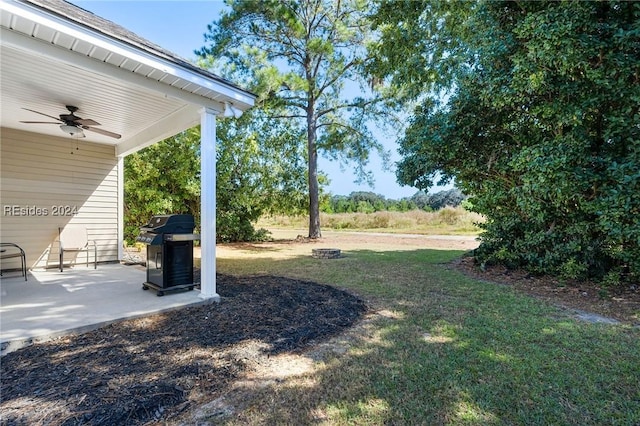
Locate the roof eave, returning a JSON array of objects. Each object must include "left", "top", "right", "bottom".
[{"left": 3, "top": 0, "right": 255, "bottom": 109}]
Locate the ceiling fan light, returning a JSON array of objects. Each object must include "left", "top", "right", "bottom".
[{"left": 60, "top": 124, "right": 84, "bottom": 137}]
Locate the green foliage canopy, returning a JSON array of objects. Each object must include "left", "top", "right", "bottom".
[
  {"left": 374, "top": 1, "right": 640, "bottom": 283},
  {"left": 124, "top": 109, "right": 308, "bottom": 243},
  {"left": 321, "top": 188, "right": 465, "bottom": 214},
  {"left": 216, "top": 110, "right": 308, "bottom": 241},
  {"left": 124, "top": 128, "right": 201, "bottom": 243}
]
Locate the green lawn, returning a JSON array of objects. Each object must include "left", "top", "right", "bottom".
[{"left": 216, "top": 245, "right": 640, "bottom": 425}]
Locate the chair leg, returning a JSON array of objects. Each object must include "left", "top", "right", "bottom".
[
  {"left": 21, "top": 252, "right": 27, "bottom": 281},
  {"left": 60, "top": 249, "right": 63, "bottom": 272},
  {"left": 94, "top": 244, "right": 97, "bottom": 269}
]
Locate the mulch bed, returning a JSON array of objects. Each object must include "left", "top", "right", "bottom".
[{"left": 0, "top": 274, "right": 367, "bottom": 425}]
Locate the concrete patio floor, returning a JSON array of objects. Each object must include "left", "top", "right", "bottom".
[{"left": 1, "top": 263, "right": 206, "bottom": 355}]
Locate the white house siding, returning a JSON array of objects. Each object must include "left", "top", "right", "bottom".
[{"left": 1, "top": 128, "right": 119, "bottom": 270}]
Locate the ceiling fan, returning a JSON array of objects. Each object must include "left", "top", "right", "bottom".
[{"left": 20, "top": 105, "right": 121, "bottom": 139}]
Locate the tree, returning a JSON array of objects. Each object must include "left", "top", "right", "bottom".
[
  {"left": 408, "top": 189, "right": 465, "bottom": 211},
  {"left": 410, "top": 191, "right": 430, "bottom": 211},
  {"left": 197, "top": 0, "right": 398, "bottom": 238},
  {"left": 427, "top": 189, "right": 466, "bottom": 210},
  {"left": 124, "top": 109, "right": 307, "bottom": 243},
  {"left": 216, "top": 109, "right": 309, "bottom": 241},
  {"left": 124, "top": 128, "right": 201, "bottom": 243},
  {"left": 368, "top": 0, "right": 476, "bottom": 103},
  {"left": 374, "top": 1, "right": 640, "bottom": 283}
]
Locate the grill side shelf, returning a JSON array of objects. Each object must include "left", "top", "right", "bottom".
[{"left": 164, "top": 233, "right": 200, "bottom": 242}]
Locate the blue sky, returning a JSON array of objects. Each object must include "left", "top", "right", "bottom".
[{"left": 71, "top": 0, "right": 427, "bottom": 199}]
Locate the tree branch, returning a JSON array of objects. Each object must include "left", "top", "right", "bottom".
[
  {"left": 268, "top": 113, "right": 308, "bottom": 120},
  {"left": 317, "top": 59, "right": 358, "bottom": 94},
  {"left": 316, "top": 97, "right": 380, "bottom": 119}
]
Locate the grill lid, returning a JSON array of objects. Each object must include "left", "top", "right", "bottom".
[{"left": 139, "top": 214, "right": 195, "bottom": 235}]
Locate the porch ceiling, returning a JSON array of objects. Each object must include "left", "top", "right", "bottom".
[{"left": 0, "top": 0, "right": 255, "bottom": 156}]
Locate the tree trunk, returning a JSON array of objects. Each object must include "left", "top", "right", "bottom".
[{"left": 307, "top": 112, "right": 322, "bottom": 239}]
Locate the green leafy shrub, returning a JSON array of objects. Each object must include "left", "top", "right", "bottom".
[
  {"left": 124, "top": 110, "right": 308, "bottom": 244},
  {"left": 389, "top": 1, "right": 640, "bottom": 285}
]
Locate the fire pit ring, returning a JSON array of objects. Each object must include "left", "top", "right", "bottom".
[{"left": 312, "top": 248, "right": 342, "bottom": 259}]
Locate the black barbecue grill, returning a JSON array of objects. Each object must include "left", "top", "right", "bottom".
[{"left": 136, "top": 214, "right": 199, "bottom": 296}]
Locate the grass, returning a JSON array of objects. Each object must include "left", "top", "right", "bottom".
[
  {"left": 215, "top": 241, "right": 640, "bottom": 425},
  {"left": 258, "top": 207, "right": 484, "bottom": 235}
]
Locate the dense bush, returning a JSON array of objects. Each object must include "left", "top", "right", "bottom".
[
  {"left": 124, "top": 129, "right": 201, "bottom": 244},
  {"left": 386, "top": 1, "right": 640, "bottom": 284},
  {"left": 124, "top": 111, "right": 308, "bottom": 244}
]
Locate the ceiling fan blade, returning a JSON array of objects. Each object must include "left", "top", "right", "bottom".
[
  {"left": 19, "top": 121, "right": 60, "bottom": 124},
  {"left": 74, "top": 118, "right": 101, "bottom": 126},
  {"left": 22, "top": 108, "right": 62, "bottom": 122},
  {"left": 82, "top": 126, "right": 121, "bottom": 139}
]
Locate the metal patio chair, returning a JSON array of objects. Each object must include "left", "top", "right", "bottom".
[
  {"left": 59, "top": 225, "right": 97, "bottom": 272},
  {"left": 0, "top": 242, "right": 27, "bottom": 281}
]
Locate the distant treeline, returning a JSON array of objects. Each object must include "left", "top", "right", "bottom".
[{"left": 322, "top": 188, "right": 466, "bottom": 214}]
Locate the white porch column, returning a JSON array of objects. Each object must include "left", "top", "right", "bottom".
[
  {"left": 117, "top": 156, "right": 124, "bottom": 261},
  {"left": 199, "top": 107, "right": 220, "bottom": 301}
]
